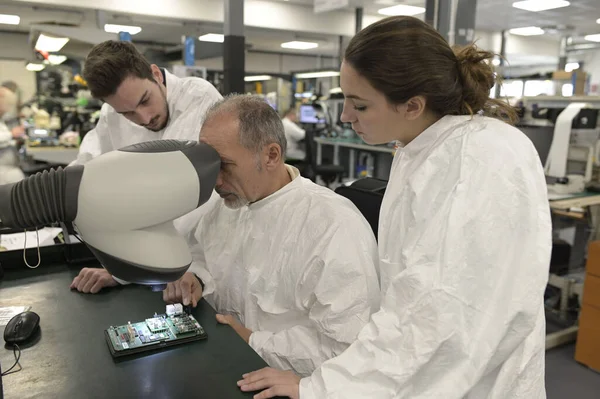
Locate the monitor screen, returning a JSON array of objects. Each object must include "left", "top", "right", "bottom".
[
  {"left": 517, "top": 125, "right": 553, "bottom": 166},
  {"left": 299, "top": 105, "right": 326, "bottom": 124},
  {"left": 30, "top": 128, "right": 49, "bottom": 137}
]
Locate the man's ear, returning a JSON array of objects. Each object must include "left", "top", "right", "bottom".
[
  {"left": 264, "top": 143, "right": 283, "bottom": 169},
  {"left": 150, "top": 64, "right": 163, "bottom": 84},
  {"left": 402, "top": 96, "right": 427, "bottom": 121}
]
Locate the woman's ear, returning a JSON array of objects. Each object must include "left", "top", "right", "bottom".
[{"left": 404, "top": 96, "right": 427, "bottom": 121}]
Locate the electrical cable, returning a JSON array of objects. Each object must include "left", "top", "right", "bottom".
[
  {"left": 23, "top": 228, "right": 41, "bottom": 269},
  {"left": 1, "top": 344, "right": 22, "bottom": 376},
  {"left": 72, "top": 234, "right": 84, "bottom": 245}
]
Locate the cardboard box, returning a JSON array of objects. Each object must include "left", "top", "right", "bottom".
[
  {"left": 582, "top": 274, "right": 600, "bottom": 308},
  {"left": 553, "top": 70, "right": 588, "bottom": 81},
  {"left": 552, "top": 70, "right": 589, "bottom": 95},
  {"left": 585, "top": 241, "right": 600, "bottom": 278},
  {"left": 575, "top": 304, "right": 600, "bottom": 372},
  {"left": 574, "top": 79, "right": 587, "bottom": 96}
]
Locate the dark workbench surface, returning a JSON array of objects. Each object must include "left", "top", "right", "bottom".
[{"left": 0, "top": 263, "right": 269, "bottom": 399}]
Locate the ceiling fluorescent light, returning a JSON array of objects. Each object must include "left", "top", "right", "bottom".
[
  {"left": 199, "top": 33, "right": 224, "bottom": 43},
  {"left": 281, "top": 41, "right": 319, "bottom": 50},
  {"left": 378, "top": 5, "right": 426, "bottom": 16},
  {"left": 245, "top": 75, "right": 272, "bottom": 82},
  {"left": 47, "top": 55, "right": 67, "bottom": 65},
  {"left": 585, "top": 34, "right": 600, "bottom": 42},
  {"left": 597, "top": 18, "right": 600, "bottom": 24},
  {"left": 26, "top": 63, "right": 45, "bottom": 72},
  {"left": 35, "top": 34, "right": 69, "bottom": 52},
  {"left": 512, "top": 0, "right": 570, "bottom": 12},
  {"left": 0, "top": 14, "right": 20, "bottom": 25},
  {"left": 295, "top": 71, "right": 340, "bottom": 79},
  {"left": 104, "top": 24, "right": 142, "bottom": 35},
  {"left": 508, "top": 26, "right": 544, "bottom": 36}
]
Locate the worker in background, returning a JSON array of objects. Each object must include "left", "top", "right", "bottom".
[
  {"left": 70, "top": 40, "right": 222, "bottom": 292},
  {"left": 238, "top": 16, "right": 551, "bottom": 399},
  {"left": 0, "top": 82, "right": 25, "bottom": 140},
  {"left": 162, "top": 94, "right": 380, "bottom": 377},
  {"left": 0, "top": 87, "right": 24, "bottom": 184},
  {"left": 281, "top": 107, "right": 306, "bottom": 160},
  {"left": 1, "top": 81, "right": 20, "bottom": 120}
]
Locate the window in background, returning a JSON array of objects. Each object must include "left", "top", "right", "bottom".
[
  {"left": 500, "top": 80, "right": 524, "bottom": 97},
  {"left": 562, "top": 83, "right": 574, "bottom": 97},
  {"left": 523, "top": 80, "right": 555, "bottom": 96}
]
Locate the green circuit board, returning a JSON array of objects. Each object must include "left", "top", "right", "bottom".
[{"left": 105, "top": 307, "right": 207, "bottom": 357}]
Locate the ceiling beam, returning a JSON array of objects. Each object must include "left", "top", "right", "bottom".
[
  {"left": 30, "top": 23, "right": 116, "bottom": 46},
  {"left": 567, "top": 44, "right": 600, "bottom": 52},
  {"left": 11, "top": 0, "right": 384, "bottom": 37}
]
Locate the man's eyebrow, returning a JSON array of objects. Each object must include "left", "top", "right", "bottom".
[
  {"left": 116, "top": 90, "right": 149, "bottom": 114},
  {"left": 137, "top": 90, "right": 149, "bottom": 106}
]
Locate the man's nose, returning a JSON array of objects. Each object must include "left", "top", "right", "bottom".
[
  {"left": 215, "top": 172, "right": 224, "bottom": 188},
  {"left": 137, "top": 109, "right": 154, "bottom": 126}
]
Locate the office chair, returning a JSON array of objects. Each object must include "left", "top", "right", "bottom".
[
  {"left": 303, "top": 129, "right": 345, "bottom": 188},
  {"left": 335, "top": 177, "right": 387, "bottom": 240}
]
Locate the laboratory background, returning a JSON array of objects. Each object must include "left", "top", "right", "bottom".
[{"left": 0, "top": 0, "right": 600, "bottom": 398}]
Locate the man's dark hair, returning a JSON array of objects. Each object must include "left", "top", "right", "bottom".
[{"left": 83, "top": 41, "right": 155, "bottom": 99}]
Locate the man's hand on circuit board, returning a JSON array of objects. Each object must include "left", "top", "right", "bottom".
[
  {"left": 70, "top": 267, "right": 119, "bottom": 294},
  {"left": 163, "top": 272, "right": 203, "bottom": 307}
]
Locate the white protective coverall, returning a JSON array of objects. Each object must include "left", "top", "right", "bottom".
[
  {"left": 299, "top": 115, "right": 552, "bottom": 398},
  {"left": 73, "top": 69, "right": 222, "bottom": 164},
  {"left": 182, "top": 166, "right": 381, "bottom": 377},
  {"left": 282, "top": 117, "right": 306, "bottom": 160},
  {"left": 0, "top": 122, "right": 24, "bottom": 184}
]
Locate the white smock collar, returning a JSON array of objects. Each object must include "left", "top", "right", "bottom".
[{"left": 398, "top": 114, "right": 475, "bottom": 156}]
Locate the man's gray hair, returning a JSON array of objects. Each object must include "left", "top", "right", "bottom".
[{"left": 204, "top": 94, "right": 287, "bottom": 157}]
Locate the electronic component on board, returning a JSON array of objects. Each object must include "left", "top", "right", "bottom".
[{"left": 104, "top": 304, "right": 207, "bottom": 357}]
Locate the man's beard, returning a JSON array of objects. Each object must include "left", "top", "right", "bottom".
[
  {"left": 144, "top": 114, "right": 163, "bottom": 132},
  {"left": 216, "top": 190, "right": 249, "bottom": 209},
  {"left": 148, "top": 85, "right": 169, "bottom": 132}
]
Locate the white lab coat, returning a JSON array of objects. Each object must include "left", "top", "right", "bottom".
[
  {"left": 0, "top": 121, "right": 11, "bottom": 146},
  {"left": 74, "top": 69, "right": 222, "bottom": 164},
  {"left": 0, "top": 121, "right": 24, "bottom": 184},
  {"left": 282, "top": 117, "right": 306, "bottom": 160},
  {"left": 299, "top": 115, "right": 552, "bottom": 398},
  {"left": 184, "top": 166, "right": 380, "bottom": 376}
]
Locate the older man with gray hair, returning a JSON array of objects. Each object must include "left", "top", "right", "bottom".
[{"left": 162, "top": 94, "right": 381, "bottom": 376}]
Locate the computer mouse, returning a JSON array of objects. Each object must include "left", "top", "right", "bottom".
[{"left": 3, "top": 311, "right": 40, "bottom": 345}]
